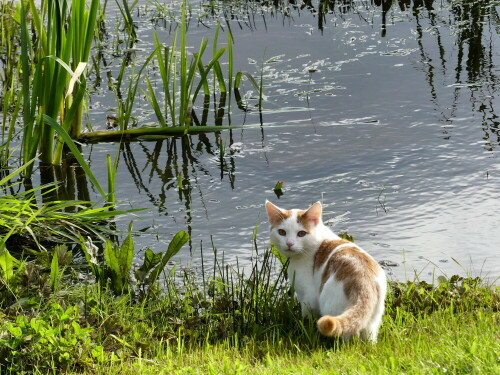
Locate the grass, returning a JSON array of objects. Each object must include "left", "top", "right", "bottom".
[
  {"left": 93, "top": 308, "right": 499, "bottom": 374},
  {"left": 1, "top": 229, "right": 498, "bottom": 374}
]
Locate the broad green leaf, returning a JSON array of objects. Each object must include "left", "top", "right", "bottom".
[
  {"left": 119, "top": 222, "right": 134, "bottom": 278},
  {"left": 0, "top": 240, "right": 17, "bottom": 281},
  {"left": 166, "top": 230, "right": 190, "bottom": 261},
  {"left": 135, "top": 248, "right": 162, "bottom": 282},
  {"left": 149, "top": 231, "right": 189, "bottom": 287}
]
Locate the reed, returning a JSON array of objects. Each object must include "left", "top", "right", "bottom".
[
  {"left": 143, "top": 1, "right": 226, "bottom": 129},
  {"left": 115, "top": 0, "right": 138, "bottom": 42},
  {"left": 112, "top": 50, "right": 155, "bottom": 131},
  {"left": 106, "top": 154, "right": 117, "bottom": 204},
  {"left": 0, "top": 1, "right": 22, "bottom": 166},
  {"left": 19, "top": 0, "right": 99, "bottom": 174},
  {"left": 142, "top": 2, "right": 257, "bottom": 130}
]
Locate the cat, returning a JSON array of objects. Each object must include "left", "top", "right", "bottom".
[{"left": 265, "top": 200, "right": 387, "bottom": 342}]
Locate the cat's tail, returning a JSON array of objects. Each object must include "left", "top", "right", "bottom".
[
  {"left": 317, "top": 314, "right": 352, "bottom": 337},
  {"left": 316, "top": 284, "right": 380, "bottom": 338}
]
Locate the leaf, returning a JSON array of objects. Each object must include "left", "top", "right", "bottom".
[
  {"left": 0, "top": 240, "right": 17, "bottom": 281},
  {"left": 166, "top": 230, "right": 190, "bottom": 261},
  {"left": 234, "top": 71, "right": 260, "bottom": 91},
  {"left": 135, "top": 248, "right": 162, "bottom": 282},
  {"left": 148, "top": 231, "right": 189, "bottom": 287},
  {"left": 338, "top": 232, "right": 355, "bottom": 242},
  {"left": 273, "top": 181, "right": 284, "bottom": 198},
  {"left": 8, "top": 324, "right": 23, "bottom": 338},
  {"left": 104, "top": 239, "right": 119, "bottom": 278},
  {"left": 65, "top": 62, "right": 87, "bottom": 99},
  {"left": 273, "top": 181, "right": 284, "bottom": 190},
  {"left": 119, "top": 222, "right": 134, "bottom": 279},
  {"left": 270, "top": 244, "right": 287, "bottom": 266},
  {"left": 49, "top": 250, "right": 59, "bottom": 291},
  {"left": 0, "top": 160, "right": 36, "bottom": 187}
]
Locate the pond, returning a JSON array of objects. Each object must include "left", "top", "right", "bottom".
[{"left": 23, "top": 0, "right": 500, "bottom": 281}]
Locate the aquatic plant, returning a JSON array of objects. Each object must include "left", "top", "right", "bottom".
[
  {"left": 115, "top": 0, "right": 138, "bottom": 42},
  {"left": 0, "top": 1, "right": 22, "bottom": 167},
  {"left": 0, "top": 160, "right": 134, "bottom": 262},
  {"left": 143, "top": 2, "right": 227, "bottom": 129},
  {"left": 110, "top": 49, "right": 154, "bottom": 131},
  {"left": 19, "top": 0, "right": 99, "bottom": 174}
]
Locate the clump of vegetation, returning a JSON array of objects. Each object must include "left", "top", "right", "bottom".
[
  {"left": 1, "top": 222, "right": 499, "bottom": 374},
  {"left": 1, "top": 304, "right": 104, "bottom": 373},
  {"left": 389, "top": 274, "right": 500, "bottom": 316}
]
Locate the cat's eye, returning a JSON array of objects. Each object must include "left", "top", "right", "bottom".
[
  {"left": 297, "top": 231, "right": 307, "bottom": 237},
  {"left": 278, "top": 229, "right": 286, "bottom": 236}
]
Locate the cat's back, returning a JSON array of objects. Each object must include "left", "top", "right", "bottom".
[{"left": 313, "top": 239, "right": 385, "bottom": 292}]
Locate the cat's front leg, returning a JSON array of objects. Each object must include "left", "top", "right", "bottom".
[{"left": 300, "top": 302, "right": 310, "bottom": 318}]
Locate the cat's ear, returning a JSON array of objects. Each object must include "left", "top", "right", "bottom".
[
  {"left": 304, "top": 201, "right": 322, "bottom": 226},
  {"left": 265, "top": 200, "right": 285, "bottom": 226}
]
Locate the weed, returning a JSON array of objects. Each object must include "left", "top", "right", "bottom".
[{"left": 0, "top": 304, "right": 104, "bottom": 373}]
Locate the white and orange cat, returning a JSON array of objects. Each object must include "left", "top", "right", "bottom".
[{"left": 265, "top": 200, "right": 387, "bottom": 342}]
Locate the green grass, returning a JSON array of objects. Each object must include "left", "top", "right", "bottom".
[
  {"left": 93, "top": 308, "right": 499, "bottom": 374},
  {"left": 1, "top": 231, "right": 498, "bottom": 374}
]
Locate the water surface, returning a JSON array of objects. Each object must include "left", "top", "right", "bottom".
[{"left": 35, "top": 1, "right": 500, "bottom": 280}]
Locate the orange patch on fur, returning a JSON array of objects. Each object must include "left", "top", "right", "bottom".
[
  {"left": 296, "top": 210, "right": 313, "bottom": 232},
  {"left": 317, "top": 315, "right": 342, "bottom": 336},
  {"left": 313, "top": 239, "right": 351, "bottom": 271},
  {"left": 266, "top": 202, "right": 292, "bottom": 227},
  {"left": 318, "top": 242, "right": 381, "bottom": 300}
]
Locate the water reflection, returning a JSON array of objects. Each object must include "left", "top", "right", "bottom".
[
  {"left": 119, "top": 133, "right": 238, "bottom": 251},
  {"left": 410, "top": 0, "right": 500, "bottom": 148},
  {"left": 37, "top": 159, "right": 91, "bottom": 205}
]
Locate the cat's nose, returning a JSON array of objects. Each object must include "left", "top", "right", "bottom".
[{"left": 286, "top": 242, "right": 294, "bottom": 248}]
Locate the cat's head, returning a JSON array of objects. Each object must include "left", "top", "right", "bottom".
[{"left": 265, "top": 200, "right": 323, "bottom": 257}]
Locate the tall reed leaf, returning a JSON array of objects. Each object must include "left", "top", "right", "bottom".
[{"left": 19, "top": 0, "right": 99, "bottom": 173}]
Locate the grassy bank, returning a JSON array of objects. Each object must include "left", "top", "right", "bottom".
[
  {"left": 1, "top": 238, "right": 498, "bottom": 374},
  {"left": 96, "top": 307, "right": 499, "bottom": 374}
]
